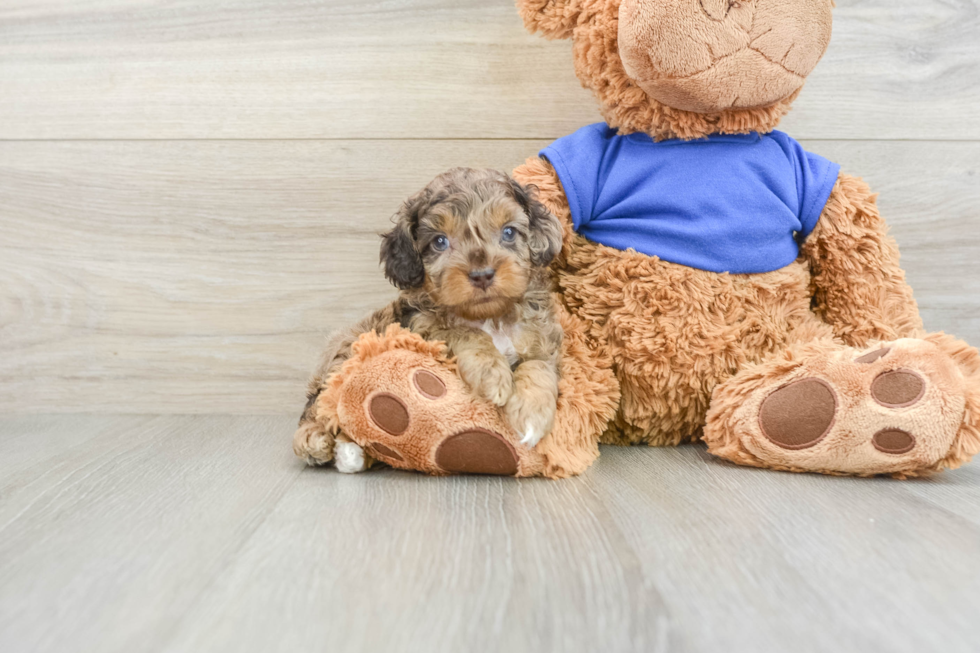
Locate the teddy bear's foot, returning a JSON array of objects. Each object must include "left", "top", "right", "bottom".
[
  {"left": 334, "top": 342, "right": 547, "bottom": 477},
  {"left": 704, "top": 334, "right": 980, "bottom": 477}
]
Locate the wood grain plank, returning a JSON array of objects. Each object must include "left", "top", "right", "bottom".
[
  {"left": 0, "top": 140, "right": 539, "bottom": 414},
  {"left": 591, "top": 446, "right": 980, "bottom": 653},
  {"left": 3, "top": 415, "right": 978, "bottom": 653},
  {"left": 1, "top": 140, "right": 978, "bottom": 414},
  {"left": 0, "top": 0, "right": 978, "bottom": 140},
  {"left": 158, "top": 452, "right": 673, "bottom": 653},
  {"left": 0, "top": 414, "right": 131, "bottom": 478},
  {"left": 900, "top": 462, "right": 980, "bottom": 528},
  {"left": 0, "top": 415, "right": 301, "bottom": 653}
]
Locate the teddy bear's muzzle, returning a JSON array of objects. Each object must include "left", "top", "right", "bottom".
[{"left": 617, "top": 0, "right": 833, "bottom": 114}]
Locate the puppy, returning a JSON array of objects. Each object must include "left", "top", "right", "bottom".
[{"left": 294, "top": 167, "right": 565, "bottom": 473}]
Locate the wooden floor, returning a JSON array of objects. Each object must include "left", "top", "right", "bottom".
[{"left": 1, "top": 415, "right": 978, "bottom": 653}]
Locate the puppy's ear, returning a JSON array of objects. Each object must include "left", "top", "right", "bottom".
[
  {"left": 380, "top": 193, "right": 427, "bottom": 290},
  {"left": 508, "top": 179, "right": 563, "bottom": 267}
]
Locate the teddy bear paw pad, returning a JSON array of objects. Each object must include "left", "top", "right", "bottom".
[
  {"left": 759, "top": 378, "right": 836, "bottom": 450},
  {"left": 435, "top": 428, "right": 519, "bottom": 476}
]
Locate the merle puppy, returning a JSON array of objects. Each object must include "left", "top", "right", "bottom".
[{"left": 295, "top": 167, "right": 565, "bottom": 473}]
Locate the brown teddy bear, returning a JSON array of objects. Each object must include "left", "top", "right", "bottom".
[{"left": 294, "top": 0, "right": 980, "bottom": 479}]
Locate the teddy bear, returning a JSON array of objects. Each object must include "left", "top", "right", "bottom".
[{"left": 293, "top": 0, "right": 980, "bottom": 479}]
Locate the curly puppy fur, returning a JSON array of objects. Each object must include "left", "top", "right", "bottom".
[{"left": 295, "top": 168, "right": 565, "bottom": 465}]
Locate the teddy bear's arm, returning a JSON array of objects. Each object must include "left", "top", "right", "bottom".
[
  {"left": 512, "top": 156, "right": 576, "bottom": 263},
  {"left": 801, "top": 172, "right": 924, "bottom": 347}
]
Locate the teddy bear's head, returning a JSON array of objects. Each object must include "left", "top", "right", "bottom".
[{"left": 518, "top": 0, "right": 834, "bottom": 140}]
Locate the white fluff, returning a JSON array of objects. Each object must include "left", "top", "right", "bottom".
[
  {"left": 334, "top": 441, "right": 367, "bottom": 474},
  {"left": 465, "top": 319, "right": 520, "bottom": 366},
  {"left": 520, "top": 426, "right": 543, "bottom": 448}
]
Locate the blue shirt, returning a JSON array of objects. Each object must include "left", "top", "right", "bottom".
[{"left": 540, "top": 124, "right": 841, "bottom": 274}]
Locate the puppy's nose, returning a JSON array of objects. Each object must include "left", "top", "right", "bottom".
[{"left": 468, "top": 267, "right": 495, "bottom": 290}]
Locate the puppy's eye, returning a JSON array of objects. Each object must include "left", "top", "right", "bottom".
[
  {"left": 501, "top": 226, "right": 518, "bottom": 243},
  {"left": 431, "top": 235, "right": 449, "bottom": 252}
]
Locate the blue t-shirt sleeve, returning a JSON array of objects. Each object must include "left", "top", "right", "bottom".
[
  {"left": 539, "top": 123, "right": 611, "bottom": 231},
  {"left": 798, "top": 150, "right": 841, "bottom": 237},
  {"left": 771, "top": 131, "right": 841, "bottom": 239}
]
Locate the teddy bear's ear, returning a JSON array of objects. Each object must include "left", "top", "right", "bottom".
[{"left": 516, "top": 0, "right": 585, "bottom": 40}]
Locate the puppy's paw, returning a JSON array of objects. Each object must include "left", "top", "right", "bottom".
[
  {"left": 458, "top": 353, "right": 514, "bottom": 406},
  {"left": 505, "top": 392, "right": 556, "bottom": 449},
  {"left": 334, "top": 441, "right": 368, "bottom": 474},
  {"left": 481, "top": 359, "right": 515, "bottom": 406},
  {"left": 293, "top": 421, "right": 337, "bottom": 466}
]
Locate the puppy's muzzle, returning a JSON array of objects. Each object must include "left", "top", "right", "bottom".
[{"left": 468, "top": 267, "right": 496, "bottom": 290}]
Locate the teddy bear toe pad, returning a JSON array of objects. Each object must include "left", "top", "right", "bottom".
[
  {"left": 412, "top": 369, "right": 446, "bottom": 399},
  {"left": 871, "top": 429, "right": 916, "bottom": 455},
  {"left": 870, "top": 369, "right": 925, "bottom": 408},
  {"left": 368, "top": 393, "right": 410, "bottom": 435}
]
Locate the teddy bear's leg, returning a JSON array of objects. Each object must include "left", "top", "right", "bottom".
[
  {"left": 305, "top": 325, "right": 557, "bottom": 477},
  {"left": 334, "top": 342, "right": 547, "bottom": 477},
  {"left": 292, "top": 302, "right": 423, "bottom": 469},
  {"left": 309, "top": 307, "right": 617, "bottom": 479},
  {"left": 704, "top": 334, "right": 980, "bottom": 477}
]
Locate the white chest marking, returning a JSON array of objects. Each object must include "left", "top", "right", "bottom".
[{"left": 465, "top": 319, "right": 520, "bottom": 366}]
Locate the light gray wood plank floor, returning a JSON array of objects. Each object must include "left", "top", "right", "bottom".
[{"left": 1, "top": 415, "right": 978, "bottom": 653}]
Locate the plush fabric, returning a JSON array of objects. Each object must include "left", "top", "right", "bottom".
[
  {"left": 555, "top": 0, "right": 809, "bottom": 141},
  {"left": 312, "top": 302, "right": 619, "bottom": 479},
  {"left": 617, "top": 0, "right": 833, "bottom": 113},
  {"left": 507, "top": 0, "right": 980, "bottom": 477},
  {"left": 540, "top": 124, "right": 840, "bottom": 273},
  {"left": 703, "top": 334, "right": 980, "bottom": 478},
  {"left": 298, "top": 0, "right": 980, "bottom": 478}
]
